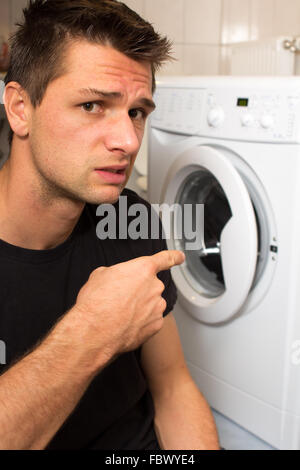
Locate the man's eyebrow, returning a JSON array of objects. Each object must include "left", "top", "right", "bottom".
[
  {"left": 78, "top": 87, "right": 121, "bottom": 100},
  {"left": 139, "top": 98, "right": 156, "bottom": 111},
  {"left": 77, "top": 87, "right": 156, "bottom": 110}
]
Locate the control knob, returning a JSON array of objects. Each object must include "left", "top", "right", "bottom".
[
  {"left": 241, "top": 113, "right": 254, "bottom": 127},
  {"left": 260, "top": 114, "right": 274, "bottom": 129},
  {"left": 207, "top": 106, "right": 225, "bottom": 128}
]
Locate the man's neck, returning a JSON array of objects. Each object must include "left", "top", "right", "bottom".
[{"left": 0, "top": 157, "right": 84, "bottom": 251}]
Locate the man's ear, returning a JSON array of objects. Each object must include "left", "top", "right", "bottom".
[{"left": 3, "top": 82, "right": 32, "bottom": 139}]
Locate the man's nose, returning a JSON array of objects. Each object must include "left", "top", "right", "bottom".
[{"left": 104, "top": 113, "right": 140, "bottom": 156}]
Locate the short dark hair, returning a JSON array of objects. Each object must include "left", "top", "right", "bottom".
[{"left": 4, "top": 0, "right": 172, "bottom": 147}]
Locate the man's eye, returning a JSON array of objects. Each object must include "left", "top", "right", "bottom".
[
  {"left": 81, "top": 102, "right": 103, "bottom": 113},
  {"left": 129, "top": 108, "right": 146, "bottom": 120}
]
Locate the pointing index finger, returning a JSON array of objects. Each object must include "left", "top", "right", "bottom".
[{"left": 151, "top": 250, "right": 185, "bottom": 274}]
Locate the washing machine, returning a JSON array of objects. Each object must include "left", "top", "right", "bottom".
[{"left": 148, "top": 76, "right": 300, "bottom": 450}]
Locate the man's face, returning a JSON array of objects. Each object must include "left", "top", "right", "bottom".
[{"left": 28, "top": 40, "right": 155, "bottom": 204}]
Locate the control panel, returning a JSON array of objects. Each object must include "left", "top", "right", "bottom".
[
  {"left": 150, "top": 88, "right": 206, "bottom": 135},
  {"left": 151, "top": 84, "right": 300, "bottom": 143}
]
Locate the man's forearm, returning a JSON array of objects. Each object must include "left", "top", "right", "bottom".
[
  {"left": 152, "top": 379, "right": 220, "bottom": 450},
  {"left": 0, "top": 311, "right": 104, "bottom": 450}
]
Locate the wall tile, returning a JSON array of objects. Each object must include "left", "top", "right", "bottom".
[
  {"left": 219, "top": 45, "right": 232, "bottom": 74},
  {"left": 158, "top": 44, "right": 184, "bottom": 76},
  {"left": 11, "top": 0, "right": 29, "bottom": 33},
  {"left": 123, "top": 0, "right": 145, "bottom": 17},
  {"left": 0, "top": 0, "right": 11, "bottom": 40},
  {"left": 144, "top": 0, "right": 184, "bottom": 44},
  {"left": 222, "top": 0, "right": 251, "bottom": 44},
  {"left": 184, "top": 0, "right": 222, "bottom": 44},
  {"left": 183, "top": 45, "right": 220, "bottom": 75},
  {"left": 273, "top": 0, "right": 300, "bottom": 36},
  {"left": 250, "top": 0, "right": 275, "bottom": 40}
]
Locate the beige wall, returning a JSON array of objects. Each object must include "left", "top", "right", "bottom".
[
  {"left": 1, "top": 0, "right": 300, "bottom": 176},
  {"left": 1, "top": 0, "right": 300, "bottom": 76},
  {"left": 125, "top": 0, "right": 300, "bottom": 76}
]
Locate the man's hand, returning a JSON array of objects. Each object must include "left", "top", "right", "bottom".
[
  {"left": 0, "top": 250, "right": 184, "bottom": 450},
  {"left": 71, "top": 250, "right": 185, "bottom": 368}
]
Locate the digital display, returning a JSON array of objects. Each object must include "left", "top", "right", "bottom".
[{"left": 237, "top": 98, "right": 249, "bottom": 107}]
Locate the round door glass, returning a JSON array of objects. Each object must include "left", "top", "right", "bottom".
[{"left": 176, "top": 169, "right": 232, "bottom": 298}]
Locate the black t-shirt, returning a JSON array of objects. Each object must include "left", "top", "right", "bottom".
[{"left": 0, "top": 188, "right": 177, "bottom": 449}]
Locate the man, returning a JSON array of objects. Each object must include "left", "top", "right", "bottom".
[{"left": 0, "top": 0, "right": 219, "bottom": 450}]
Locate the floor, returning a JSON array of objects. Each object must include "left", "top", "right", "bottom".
[{"left": 212, "top": 409, "right": 275, "bottom": 450}]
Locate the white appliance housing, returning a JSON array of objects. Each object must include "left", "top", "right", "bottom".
[{"left": 148, "top": 76, "right": 300, "bottom": 450}]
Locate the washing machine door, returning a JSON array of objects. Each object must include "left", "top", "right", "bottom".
[{"left": 162, "top": 145, "right": 258, "bottom": 324}]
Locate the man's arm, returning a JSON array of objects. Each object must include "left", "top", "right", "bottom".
[
  {"left": 0, "top": 250, "right": 185, "bottom": 450},
  {"left": 0, "top": 310, "right": 105, "bottom": 450},
  {"left": 140, "top": 313, "right": 220, "bottom": 450}
]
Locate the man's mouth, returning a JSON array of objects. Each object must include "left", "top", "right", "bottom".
[
  {"left": 100, "top": 168, "right": 125, "bottom": 174},
  {"left": 95, "top": 165, "right": 128, "bottom": 184}
]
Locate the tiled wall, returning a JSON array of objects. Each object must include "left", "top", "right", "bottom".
[
  {"left": 1, "top": 0, "right": 300, "bottom": 163},
  {"left": 124, "top": 0, "right": 300, "bottom": 76},
  {"left": 1, "top": 0, "right": 300, "bottom": 76},
  {"left": 124, "top": 0, "right": 222, "bottom": 75}
]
